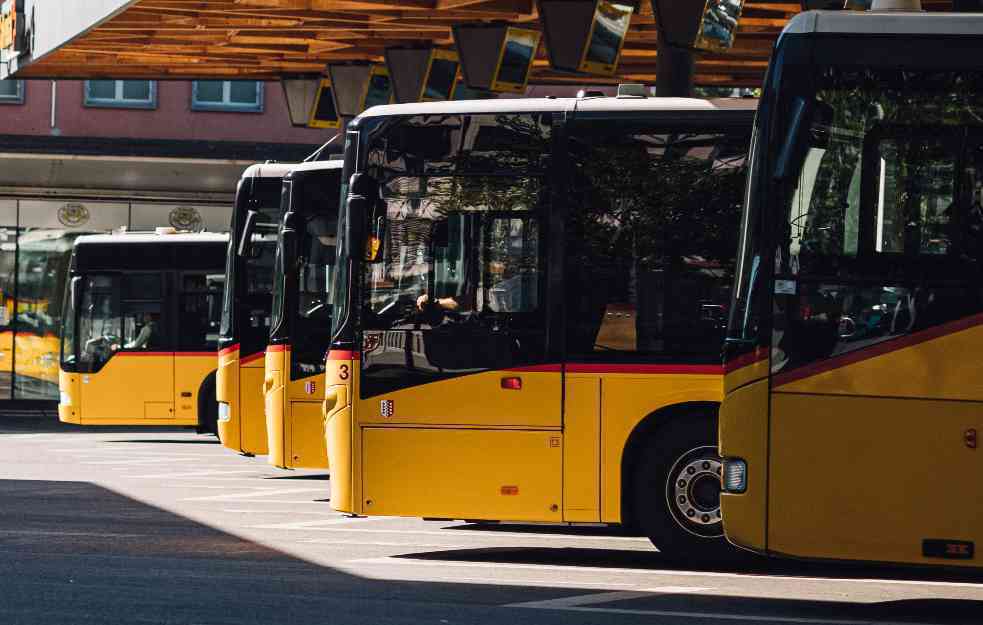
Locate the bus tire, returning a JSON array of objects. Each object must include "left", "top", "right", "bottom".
[
  {"left": 631, "top": 413, "right": 740, "bottom": 563},
  {"left": 197, "top": 375, "right": 219, "bottom": 437}
]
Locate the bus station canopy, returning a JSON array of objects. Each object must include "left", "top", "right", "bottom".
[{"left": 0, "top": 0, "right": 959, "bottom": 87}]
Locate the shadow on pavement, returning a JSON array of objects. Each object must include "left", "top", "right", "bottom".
[
  {"left": 263, "top": 473, "right": 330, "bottom": 480},
  {"left": 397, "top": 544, "right": 983, "bottom": 584},
  {"left": 445, "top": 522, "right": 633, "bottom": 538},
  {"left": 2, "top": 479, "right": 982, "bottom": 625}
]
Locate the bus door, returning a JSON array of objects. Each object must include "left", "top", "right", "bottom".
[
  {"left": 78, "top": 273, "right": 174, "bottom": 421},
  {"left": 766, "top": 124, "right": 983, "bottom": 564},
  {"left": 356, "top": 202, "right": 562, "bottom": 522}
]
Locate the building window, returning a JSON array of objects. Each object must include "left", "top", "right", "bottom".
[
  {"left": 192, "top": 81, "right": 263, "bottom": 112},
  {"left": 0, "top": 79, "right": 24, "bottom": 104},
  {"left": 84, "top": 80, "right": 157, "bottom": 109}
]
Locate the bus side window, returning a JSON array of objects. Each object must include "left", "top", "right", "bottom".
[
  {"left": 179, "top": 273, "right": 222, "bottom": 351},
  {"left": 121, "top": 273, "right": 164, "bottom": 351}
]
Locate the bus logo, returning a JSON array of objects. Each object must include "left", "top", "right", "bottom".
[
  {"left": 380, "top": 400, "right": 394, "bottom": 418},
  {"left": 58, "top": 203, "right": 90, "bottom": 227},
  {"left": 305, "top": 381, "right": 316, "bottom": 395}
]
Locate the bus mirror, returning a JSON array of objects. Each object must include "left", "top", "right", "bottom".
[
  {"left": 773, "top": 96, "right": 813, "bottom": 183},
  {"left": 281, "top": 227, "right": 299, "bottom": 269},
  {"left": 348, "top": 173, "right": 384, "bottom": 263},
  {"left": 365, "top": 216, "right": 386, "bottom": 263},
  {"left": 70, "top": 276, "right": 82, "bottom": 313},
  {"left": 237, "top": 210, "right": 261, "bottom": 258}
]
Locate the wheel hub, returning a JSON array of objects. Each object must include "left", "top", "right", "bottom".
[{"left": 666, "top": 446, "right": 724, "bottom": 537}]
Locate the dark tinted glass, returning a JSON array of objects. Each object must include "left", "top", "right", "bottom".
[
  {"left": 364, "top": 74, "right": 393, "bottom": 109},
  {"left": 360, "top": 114, "right": 552, "bottom": 397},
  {"left": 765, "top": 67, "right": 983, "bottom": 376},
  {"left": 584, "top": 1, "right": 631, "bottom": 66},
  {"left": 566, "top": 121, "right": 749, "bottom": 363},
  {"left": 424, "top": 58, "right": 458, "bottom": 100},
  {"left": 496, "top": 39, "right": 534, "bottom": 85},
  {"left": 313, "top": 85, "right": 338, "bottom": 123}
]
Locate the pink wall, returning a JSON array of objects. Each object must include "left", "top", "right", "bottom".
[{"left": 0, "top": 80, "right": 332, "bottom": 144}]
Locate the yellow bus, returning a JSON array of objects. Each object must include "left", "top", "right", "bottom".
[
  {"left": 323, "top": 94, "right": 754, "bottom": 559},
  {"left": 217, "top": 163, "right": 293, "bottom": 455},
  {"left": 259, "top": 160, "right": 343, "bottom": 469},
  {"left": 720, "top": 8, "right": 983, "bottom": 567},
  {"left": 59, "top": 231, "right": 226, "bottom": 431}
]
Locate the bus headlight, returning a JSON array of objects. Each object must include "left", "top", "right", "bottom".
[
  {"left": 218, "top": 402, "right": 230, "bottom": 422},
  {"left": 722, "top": 458, "right": 747, "bottom": 493},
  {"left": 59, "top": 391, "right": 71, "bottom": 406}
]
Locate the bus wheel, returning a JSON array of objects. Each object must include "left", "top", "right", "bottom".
[
  {"left": 197, "top": 377, "right": 219, "bottom": 437},
  {"left": 632, "top": 416, "right": 736, "bottom": 562}
]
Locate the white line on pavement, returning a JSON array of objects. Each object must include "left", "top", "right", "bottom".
[
  {"left": 285, "top": 526, "right": 651, "bottom": 541},
  {"left": 350, "top": 557, "right": 983, "bottom": 590},
  {"left": 505, "top": 594, "right": 940, "bottom": 625},
  {"left": 129, "top": 469, "right": 260, "bottom": 478},
  {"left": 182, "top": 487, "right": 327, "bottom": 501},
  {"left": 248, "top": 516, "right": 396, "bottom": 530}
]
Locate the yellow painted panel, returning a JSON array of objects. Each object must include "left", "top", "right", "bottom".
[
  {"left": 599, "top": 373, "right": 722, "bottom": 522},
  {"left": 327, "top": 405, "right": 354, "bottom": 514},
  {"left": 58, "top": 368, "right": 80, "bottom": 424},
  {"left": 265, "top": 372, "right": 286, "bottom": 467},
  {"left": 174, "top": 354, "right": 215, "bottom": 421},
  {"left": 0, "top": 330, "right": 13, "bottom": 375},
  {"left": 777, "top": 324, "right": 983, "bottom": 401},
  {"left": 266, "top": 348, "right": 327, "bottom": 469},
  {"left": 216, "top": 352, "right": 241, "bottom": 451},
  {"left": 362, "top": 427, "right": 562, "bottom": 522},
  {"left": 239, "top": 363, "right": 268, "bottom": 455},
  {"left": 358, "top": 370, "right": 561, "bottom": 428},
  {"left": 723, "top": 350, "right": 769, "bottom": 395},
  {"left": 769, "top": 392, "right": 983, "bottom": 566},
  {"left": 563, "top": 377, "right": 600, "bottom": 522},
  {"left": 289, "top": 401, "right": 329, "bottom": 469},
  {"left": 718, "top": 378, "right": 769, "bottom": 552},
  {"left": 79, "top": 353, "right": 177, "bottom": 423},
  {"left": 145, "top": 402, "right": 174, "bottom": 419}
]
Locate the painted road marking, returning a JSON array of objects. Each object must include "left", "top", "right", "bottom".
[
  {"left": 182, "top": 487, "right": 327, "bottom": 501},
  {"left": 130, "top": 469, "right": 260, "bottom": 479},
  {"left": 249, "top": 516, "right": 395, "bottom": 530},
  {"left": 350, "top": 557, "right": 983, "bottom": 590},
  {"left": 505, "top": 591, "right": 943, "bottom": 625}
]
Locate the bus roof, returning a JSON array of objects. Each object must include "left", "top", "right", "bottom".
[
  {"left": 74, "top": 232, "right": 228, "bottom": 246},
  {"left": 240, "top": 162, "right": 297, "bottom": 180},
  {"left": 784, "top": 11, "right": 983, "bottom": 36},
  {"left": 288, "top": 160, "right": 344, "bottom": 174},
  {"left": 357, "top": 97, "right": 757, "bottom": 121}
]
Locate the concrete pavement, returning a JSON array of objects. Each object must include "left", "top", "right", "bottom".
[{"left": 1, "top": 419, "right": 981, "bottom": 625}]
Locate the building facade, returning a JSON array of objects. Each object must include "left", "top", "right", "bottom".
[{"left": 0, "top": 79, "right": 330, "bottom": 402}]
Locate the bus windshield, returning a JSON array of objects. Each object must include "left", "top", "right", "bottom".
[
  {"left": 219, "top": 177, "right": 281, "bottom": 350},
  {"left": 269, "top": 167, "right": 343, "bottom": 381},
  {"left": 730, "top": 66, "right": 983, "bottom": 367},
  {"left": 352, "top": 112, "right": 749, "bottom": 395}
]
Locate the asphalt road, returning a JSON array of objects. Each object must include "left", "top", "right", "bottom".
[{"left": 1, "top": 418, "right": 981, "bottom": 625}]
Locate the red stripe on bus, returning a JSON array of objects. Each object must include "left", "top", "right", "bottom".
[
  {"left": 116, "top": 351, "right": 174, "bottom": 357},
  {"left": 240, "top": 351, "right": 265, "bottom": 365},
  {"left": 774, "top": 311, "right": 983, "bottom": 388},
  {"left": 567, "top": 363, "right": 722, "bottom": 375},
  {"left": 267, "top": 344, "right": 290, "bottom": 353},
  {"left": 506, "top": 363, "right": 721, "bottom": 374},
  {"left": 218, "top": 344, "right": 239, "bottom": 357},
  {"left": 328, "top": 350, "right": 359, "bottom": 360},
  {"left": 177, "top": 352, "right": 217, "bottom": 358},
  {"left": 723, "top": 348, "right": 768, "bottom": 373}
]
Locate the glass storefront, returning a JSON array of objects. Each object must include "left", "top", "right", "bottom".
[{"left": 0, "top": 197, "right": 229, "bottom": 401}]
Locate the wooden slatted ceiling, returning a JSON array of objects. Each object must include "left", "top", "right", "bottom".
[{"left": 13, "top": 0, "right": 956, "bottom": 87}]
